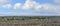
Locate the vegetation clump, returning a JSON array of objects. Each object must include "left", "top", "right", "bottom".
[{"left": 0, "top": 16, "right": 48, "bottom": 20}]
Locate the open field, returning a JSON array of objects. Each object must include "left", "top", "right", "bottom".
[{"left": 0, "top": 16, "right": 60, "bottom": 26}]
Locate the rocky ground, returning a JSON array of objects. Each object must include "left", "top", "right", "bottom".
[{"left": 0, "top": 19, "right": 60, "bottom": 26}]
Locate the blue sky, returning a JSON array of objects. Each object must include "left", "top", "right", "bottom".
[{"left": 0, "top": 0, "right": 60, "bottom": 16}]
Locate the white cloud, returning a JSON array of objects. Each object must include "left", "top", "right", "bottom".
[
  {"left": 0, "top": 12, "right": 41, "bottom": 16},
  {"left": 1, "top": 0, "right": 60, "bottom": 15},
  {"left": 2, "top": 4, "right": 12, "bottom": 9},
  {"left": 0, "top": 0, "right": 11, "bottom": 4},
  {"left": 42, "top": 4, "right": 60, "bottom": 14},
  {"left": 13, "top": 0, "right": 41, "bottom": 10},
  {"left": 13, "top": 3, "right": 22, "bottom": 9},
  {"left": 22, "top": 0, "right": 35, "bottom": 10},
  {"left": 1, "top": 0, "right": 41, "bottom": 10},
  {"left": 22, "top": 1, "right": 40, "bottom": 11},
  {"left": 0, "top": 12, "right": 60, "bottom": 16},
  {"left": 0, "top": 0, "right": 12, "bottom": 8},
  {"left": 54, "top": 0, "right": 60, "bottom": 4}
]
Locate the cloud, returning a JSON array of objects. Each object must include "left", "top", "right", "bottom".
[
  {"left": 0, "top": 12, "right": 58, "bottom": 16},
  {"left": 1, "top": 0, "right": 60, "bottom": 16},
  {"left": 0, "top": 12, "right": 41, "bottom": 16},
  {"left": 1, "top": 0, "right": 41, "bottom": 10},
  {"left": 1, "top": 0, "right": 60, "bottom": 12},
  {"left": 12, "top": 0, "right": 58, "bottom": 12},
  {"left": 54, "top": 0, "right": 60, "bottom": 4},
  {"left": 22, "top": 0, "right": 37, "bottom": 10},
  {"left": 0, "top": 0, "right": 11, "bottom": 4},
  {"left": 13, "top": 3, "right": 22, "bottom": 9},
  {"left": 39, "top": 4, "right": 60, "bottom": 14},
  {"left": 13, "top": 0, "right": 41, "bottom": 10},
  {"left": 0, "top": 0, "right": 12, "bottom": 8},
  {"left": 31, "top": 3, "right": 60, "bottom": 14},
  {"left": 2, "top": 4, "right": 12, "bottom": 9}
]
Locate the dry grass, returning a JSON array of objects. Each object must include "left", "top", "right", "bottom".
[
  {"left": 0, "top": 16, "right": 60, "bottom": 26},
  {"left": 0, "top": 18, "right": 60, "bottom": 26}
]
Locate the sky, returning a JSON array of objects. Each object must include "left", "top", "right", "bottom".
[{"left": 0, "top": 0, "right": 60, "bottom": 16}]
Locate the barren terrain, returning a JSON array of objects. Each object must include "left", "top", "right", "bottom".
[{"left": 0, "top": 19, "right": 60, "bottom": 26}]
